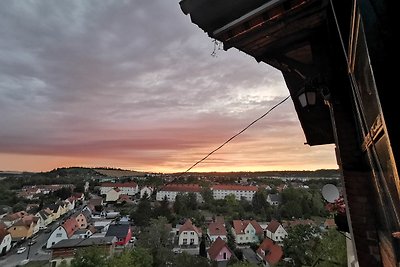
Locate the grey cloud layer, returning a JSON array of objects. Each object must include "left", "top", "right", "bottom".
[{"left": 0, "top": 0, "right": 291, "bottom": 160}]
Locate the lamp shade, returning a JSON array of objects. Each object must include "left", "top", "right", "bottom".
[{"left": 298, "top": 89, "right": 316, "bottom": 108}]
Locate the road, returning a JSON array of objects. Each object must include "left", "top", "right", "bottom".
[{"left": 0, "top": 223, "right": 58, "bottom": 267}]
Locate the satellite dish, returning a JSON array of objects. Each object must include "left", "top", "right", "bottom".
[{"left": 322, "top": 184, "right": 340, "bottom": 203}]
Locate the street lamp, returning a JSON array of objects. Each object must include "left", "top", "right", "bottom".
[{"left": 297, "top": 86, "right": 317, "bottom": 108}]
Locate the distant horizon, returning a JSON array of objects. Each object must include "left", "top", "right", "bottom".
[{"left": 0, "top": 165, "right": 340, "bottom": 175}]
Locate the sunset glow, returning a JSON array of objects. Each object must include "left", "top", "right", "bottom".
[{"left": 0, "top": 1, "right": 338, "bottom": 173}]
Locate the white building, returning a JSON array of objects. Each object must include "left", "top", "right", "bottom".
[
  {"left": 265, "top": 220, "right": 288, "bottom": 243},
  {"left": 211, "top": 185, "right": 258, "bottom": 201},
  {"left": 140, "top": 186, "right": 153, "bottom": 199},
  {"left": 178, "top": 219, "right": 202, "bottom": 246},
  {"left": 0, "top": 228, "right": 12, "bottom": 255},
  {"left": 100, "top": 182, "right": 138, "bottom": 196},
  {"left": 46, "top": 218, "right": 79, "bottom": 248},
  {"left": 207, "top": 222, "right": 227, "bottom": 242},
  {"left": 232, "top": 220, "right": 263, "bottom": 244},
  {"left": 105, "top": 188, "right": 121, "bottom": 202},
  {"left": 156, "top": 184, "right": 203, "bottom": 202}
]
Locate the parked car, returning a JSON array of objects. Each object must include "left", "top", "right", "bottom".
[
  {"left": 28, "top": 239, "right": 37, "bottom": 246},
  {"left": 17, "top": 247, "right": 27, "bottom": 254}
]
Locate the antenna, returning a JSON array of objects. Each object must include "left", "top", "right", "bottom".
[{"left": 321, "top": 184, "right": 340, "bottom": 203}]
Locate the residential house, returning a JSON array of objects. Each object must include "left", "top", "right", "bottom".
[
  {"left": 105, "top": 223, "right": 132, "bottom": 246},
  {"left": 72, "top": 192, "right": 85, "bottom": 202},
  {"left": 178, "top": 219, "right": 202, "bottom": 246},
  {"left": 105, "top": 188, "right": 121, "bottom": 202},
  {"left": 211, "top": 185, "right": 258, "bottom": 201},
  {"left": 265, "top": 220, "right": 288, "bottom": 243},
  {"left": 88, "top": 198, "right": 104, "bottom": 209},
  {"left": 232, "top": 220, "right": 263, "bottom": 244},
  {"left": 208, "top": 221, "right": 227, "bottom": 242},
  {"left": 140, "top": 186, "right": 153, "bottom": 199},
  {"left": 65, "top": 197, "right": 76, "bottom": 211},
  {"left": 36, "top": 209, "right": 53, "bottom": 229},
  {"left": 70, "top": 228, "right": 93, "bottom": 239},
  {"left": 256, "top": 238, "right": 283, "bottom": 266},
  {"left": 46, "top": 204, "right": 62, "bottom": 220},
  {"left": 100, "top": 182, "right": 138, "bottom": 196},
  {"left": 266, "top": 194, "right": 282, "bottom": 206},
  {"left": 72, "top": 209, "right": 91, "bottom": 229},
  {"left": 0, "top": 227, "right": 12, "bottom": 255},
  {"left": 50, "top": 236, "right": 117, "bottom": 267},
  {"left": 7, "top": 216, "right": 40, "bottom": 241},
  {"left": 156, "top": 184, "right": 203, "bottom": 202},
  {"left": 46, "top": 217, "right": 79, "bottom": 248},
  {"left": 57, "top": 201, "right": 69, "bottom": 216},
  {"left": 117, "top": 194, "right": 133, "bottom": 205},
  {"left": 1, "top": 211, "right": 29, "bottom": 227},
  {"left": 208, "top": 237, "right": 233, "bottom": 262}
]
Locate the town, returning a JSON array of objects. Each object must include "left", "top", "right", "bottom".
[{"left": 0, "top": 167, "right": 346, "bottom": 267}]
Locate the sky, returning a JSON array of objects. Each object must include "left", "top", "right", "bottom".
[{"left": 0, "top": 0, "right": 338, "bottom": 173}]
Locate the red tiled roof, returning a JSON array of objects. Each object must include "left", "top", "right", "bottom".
[
  {"left": 232, "top": 220, "right": 263, "bottom": 235},
  {"left": 180, "top": 219, "right": 202, "bottom": 235},
  {"left": 256, "top": 238, "right": 283, "bottom": 265},
  {"left": 208, "top": 237, "right": 232, "bottom": 260},
  {"left": 62, "top": 218, "right": 80, "bottom": 238},
  {"left": 161, "top": 184, "right": 202, "bottom": 193},
  {"left": 208, "top": 222, "right": 227, "bottom": 236},
  {"left": 266, "top": 219, "right": 281, "bottom": 233},
  {"left": 101, "top": 182, "right": 137, "bottom": 188},
  {"left": 212, "top": 184, "right": 258, "bottom": 191}
]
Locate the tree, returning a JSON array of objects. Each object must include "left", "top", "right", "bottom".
[
  {"left": 70, "top": 246, "right": 108, "bottom": 267},
  {"left": 137, "top": 216, "right": 171, "bottom": 250},
  {"left": 131, "top": 247, "right": 154, "bottom": 267},
  {"left": 131, "top": 197, "right": 153, "bottom": 227},
  {"left": 172, "top": 252, "right": 211, "bottom": 267},
  {"left": 229, "top": 262, "right": 259, "bottom": 267},
  {"left": 199, "top": 234, "right": 207, "bottom": 257},
  {"left": 226, "top": 224, "right": 236, "bottom": 251},
  {"left": 154, "top": 196, "right": 172, "bottom": 220},
  {"left": 310, "top": 229, "right": 347, "bottom": 266},
  {"left": 282, "top": 224, "right": 320, "bottom": 266}
]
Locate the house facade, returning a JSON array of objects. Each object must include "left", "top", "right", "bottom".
[
  {"left": 7, "top": 216, "right": 40, "bottom": 240},
  {"left": 256, "top": 238, "right": 283, "bottom": 266},
  {"left": 140, "top": 186, "right": 153, "bottom": 199},
  {"left": 211, "top": 185, "right": 258, "bottom": 201},
  {"left": 156, "top": 184, "right": 202, "bottom": 202},
  {"left": 207, "top": 222, "right": 227, "bottom": 242},
  {"left": 266, "top": 194, "right": 281, "bottom": 206},
  {"left": 50, "top": 236, "right": 117, "bottom": 267},
  {"left": 178, "top": 219, "right": 201, "bottom": 246},
  {"left": 105, "top": 188, "right": 121, "bottom": 202},
  {"left": 232, "top": 220, "right": 263, "bottom": 244},
  {"left": 72, "top": 210, "right": 91, "bottom": 229},
  {"left": 46, "top": 218, "right": 79, "bottom": 248},
  {"left": 265, "top": 220, "right": 287, "bottom": 243},
  {"left": 105, "top": 224, "right": 132, "bottom": 246},
  {"left": 100, "top": 182, "right": 138, "bottom": 196},
  {"left": 0, "top": 228, "right": 12, "bottom": 255},
  {"left": 208, "top": 237, "right": 233, "bottom": 262}
]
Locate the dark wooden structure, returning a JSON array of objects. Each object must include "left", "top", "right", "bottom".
[{"left": 179, "top": 0, "right": 398, "bottom": 266}]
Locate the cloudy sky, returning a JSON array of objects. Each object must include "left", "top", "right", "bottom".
[{"left": 0, "top": 0, "right": 337, "bottom": 173}]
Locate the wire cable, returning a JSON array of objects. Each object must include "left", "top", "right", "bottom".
[{"left": 177, "top": 95, "right": 291, "bottom": 177}]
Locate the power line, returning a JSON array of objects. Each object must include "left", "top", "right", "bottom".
[{"left": 177, "top": 95, "right": 291, "bottom": 176}]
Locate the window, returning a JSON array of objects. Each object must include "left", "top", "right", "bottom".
[
  {"left": 223, "top": 252, "right": 227, "bottom": 260},
  {"left": 190, "top": 232, "right": 194, "bottom": 235},
  {"left": 190, "top": 238, "right": 194, "bottom": 245},
  {"left": 183, "top": 239, "right": 187, "bottom": 245}
]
